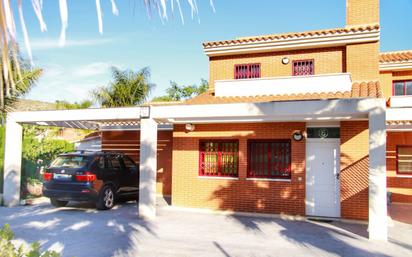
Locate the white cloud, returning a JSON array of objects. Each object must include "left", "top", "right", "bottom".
[
  {"left": 72, "top": 62, "right": 112, "bottom": 77},
  {"left": 26, "top": 62, "right": 115, "bottom": 102},
  {"left": 29, "top": 38, "right": 116, "bottom": 50}
]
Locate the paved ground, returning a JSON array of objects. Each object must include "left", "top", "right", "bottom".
[{"left": 0, "top": 199, "right": 411, "bottom": 257}]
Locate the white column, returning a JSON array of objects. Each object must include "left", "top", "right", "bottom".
[
  {"left": 138, "top": 118, "right": 158, "bottom": 219},
  {"left": 368, "top": 101, "right": 388, "bottom": 241},
  {"left": 3, "top": 117, "right": 23, "bottom": 207}
]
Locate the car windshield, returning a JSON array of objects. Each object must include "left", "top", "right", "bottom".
[{"left": 50, "top": 155, "right": 89, "bottom": 168}]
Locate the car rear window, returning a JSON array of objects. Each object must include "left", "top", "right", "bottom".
[{"left": 50, "top": 155, "right": 89, "bottom": 168}]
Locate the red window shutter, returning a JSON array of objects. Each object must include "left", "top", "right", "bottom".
[
  {"left": 234, "top": 64, "right": 261, "bottom": 79},
  {"left": 292, "top": 60, "right": 314, "bottom": 76},
  {"left": 247, "top": 140, "right": 291, "bottom": 179},
  {"left": 199, "top": 140, "right": 239, "bottom": 177}
]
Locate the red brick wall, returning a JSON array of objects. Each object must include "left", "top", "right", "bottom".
[
  {"left": 386, "top": 132, "right": 412, "bottom": 203},
  {"left": 172, "top": 123, "right": 306, "bottom": 215},
  {"left": 340, "top": 121, "right": 369, "bottom": 220},
  {"left": 101, "top": 130, "right": 173, "bottom": 196}
]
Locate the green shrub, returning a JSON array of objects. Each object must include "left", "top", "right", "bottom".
[{"left": 0, "top": 224, "right": 60, "bottom": 257}]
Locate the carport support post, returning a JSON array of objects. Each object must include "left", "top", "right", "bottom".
[
  {"left": 3, "top": 117, "right": 23, "bottom": 207},
  {"left": 368, "top": 102, "right": 388, "bottom": 241},
  {"left": 138, "top": 117, "right": 158, "bottom": 219}
]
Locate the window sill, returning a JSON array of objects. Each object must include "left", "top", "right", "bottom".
[
  {"left": 396, "top": 174, "right": 412, "bottom": 178},
  {"left": 198, "top": 176, "right": 239, "bottom": 180},
  {"left": 246, "top": 178, "right": 292, "bottom": 182}
]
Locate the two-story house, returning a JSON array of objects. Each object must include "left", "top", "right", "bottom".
[
  {"left": 101, "top": 0, "right": 388, "bottom": 239},
  {"left": 380, "top": 51, "right": 412, "bottom": 203},
  {"left": 5, "top": 0, "right": 409, "bottom": 241}
]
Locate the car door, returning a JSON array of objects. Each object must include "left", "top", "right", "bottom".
[
  {"left": 107, "top": 154, "right": 125, "bottom": 192},
  {"left": 121, "top": 156, "right": 139, "bottom": 192}
]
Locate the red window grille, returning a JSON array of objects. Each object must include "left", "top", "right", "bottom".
[
  {"left": 199, "top": 140, "right": 239, "bottom": 177},
  {"left": 292, "top": 59, "right": 314, "bottom": 76},
  {"left": 247, "top": 140, "right": 291, "bottom": 179},
  {"left": 234, "top": 63, "right": 261, "bottom": 79},
  {"left": 393, "top": 80, "right": 412, "bottom": 96},
  {"left": 396, "top": 145, "right": 412, "bottom": 175}
]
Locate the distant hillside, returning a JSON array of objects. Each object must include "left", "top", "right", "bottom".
[{"left": 11, "top": 99, "right": 57, "bottom": 112}]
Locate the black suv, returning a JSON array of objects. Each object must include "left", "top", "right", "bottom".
[{"left": 42, "top": 151, "right": 139, "bottom": 210}]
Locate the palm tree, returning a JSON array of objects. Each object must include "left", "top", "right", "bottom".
[
  {"left": 91, "top": 67, "right": 154, "bottom": 107},
  {"left": 152, "top": 79, "right": 208, "bottom": 102},
  {"left": 1, "top": 51, "right": 42, "bottom": 115}
]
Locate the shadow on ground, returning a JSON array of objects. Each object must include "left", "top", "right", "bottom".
[{"left": 0, "top": 201, "right": 155, "bottom": 257}]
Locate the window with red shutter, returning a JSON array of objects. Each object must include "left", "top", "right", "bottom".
[
  {"left": 393, "top": 80, "right": 412, "bottom": 96},
  {"left": 292, "top": 60, "right": 314, "bottom": 76},
  {"left": 234, "top": 63, "right": 261, "bottom": 79},
  {"left": 199, "top": 140, "right": 239, "bottom": 177},
  {"left": 247, "top": 140, "right": 291, "bottom": 179}
]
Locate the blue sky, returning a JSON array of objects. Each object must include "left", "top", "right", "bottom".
[{"left": 14, "top": 0, "right": 412, "bottom": 103}]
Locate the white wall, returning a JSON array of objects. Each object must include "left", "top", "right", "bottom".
[{"left": 214, "top": 73, "right": 352, "bottom": 97}]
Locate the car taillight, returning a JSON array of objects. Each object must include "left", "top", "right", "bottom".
[
  {"left": 43, "top": 172, "right": 53, "bottom": 181},
  {"left": 75, "top": 172, "right": 96, "bottom": 182}
]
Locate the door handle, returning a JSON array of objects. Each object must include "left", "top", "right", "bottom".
[{"left": 336, "top": 172, "right": 340, "bottom": 180}]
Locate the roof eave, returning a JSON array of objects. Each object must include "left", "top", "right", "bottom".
[{"left": 203, "top": 28, "right": 380, "bottom": 57}]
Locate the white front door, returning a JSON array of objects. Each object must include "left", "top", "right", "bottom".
[{"left": 306, "top": 139, "right": 340, "bottom": 218}]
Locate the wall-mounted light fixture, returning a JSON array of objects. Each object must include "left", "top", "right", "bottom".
[
  {"left": 292, "top": 130, "right": 304, "bottom": 141},
  {"left": 281, "top": 57, "right": 290, "bottom": 65},
  {"left": 140, "top": 106, "right": 151, "bottom": 119},
  {"left": 185, "top": 123, "right": 195, "bottom": 132}
]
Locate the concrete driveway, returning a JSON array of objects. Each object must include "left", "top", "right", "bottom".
[{"left": 0, "top": 199, "right": 411, "bottom": 257}]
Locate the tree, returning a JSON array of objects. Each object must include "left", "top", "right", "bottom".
[
  {"left": 1, "top": 51, "right": 42, "bottom": 115},
  {"left": 91, "top": 67, "right": 154, "bottom": 107},
  {"left": 55, "top": 100, "right": 93, "bottom": 110},
  {"left": 152, "top": 79, "right": 208, "bottom": 102}
]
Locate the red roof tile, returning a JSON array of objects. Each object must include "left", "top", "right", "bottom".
[
  {"left": 379, "top": 50, "right": 412, "bottom": 63},
  {"left": 184, "top": 81, "right": 382, "bottom": 105},
  {"left": 203, "top": 24, "right": 380, "bottom": 48}
]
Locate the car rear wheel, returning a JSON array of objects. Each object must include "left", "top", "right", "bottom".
[
  {"left": 50, "top": 198, "right": 68, "bottom": 207},
  {"left": 96, "top": 185, "right": 116, "bottom": 210}
]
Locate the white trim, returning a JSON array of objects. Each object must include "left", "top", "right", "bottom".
[
  {"left": 387, "top": 107, "right": 412, "bottom": 121},
  {"left": 379, "top": 61, "right": 412, "bottom": 71},
  {"left": 204, "top": 30, "right": 380, "bottom": 57},
  {"left": 306, "top": 122, "right": 341, "bottom": 128},
  {"left": 198, "top": 176, "right": 239, "bottom": 180},
  {"left": 215, "top": 73, "right": 352, "bottom": 97},
  {"left": 395, "top": 175, "right": 412, "bottom": 178},
  {"left": 388, "top": 96, "right": 412, "bottom": 108},
  {"left": 245, "top": 178, "right": 291, "bottom": 182},
  {"left": 153, "top": 98, "right": 382, "bottom": 124}
]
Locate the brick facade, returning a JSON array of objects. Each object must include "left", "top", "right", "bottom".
[
  {"left": 172, "top": 122, "right": 306, "bottom": 215},
  {"left": 209, "top": 47, "right": 345, "bottom": 91},
  {"left": 386, "top": 132, "right": 412, "bottom": 203},
  {"left": 340, "top": 121, "right": 369, "bottom": 220},
  {"left": 379, "top": 70, "right": 412, "bottom": 98},
  {"left": 101, "top": 130, "right": 173, "bottom": 196}
]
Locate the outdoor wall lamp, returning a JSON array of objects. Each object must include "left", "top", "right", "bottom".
[
  {"left": 292, "top": 130, "right": 304, "bottom": 141},
  {"left": 185, "top": 123, "right": 195, "bottom": 132},
  {"left": 140, "top": 106, "right": 151, "bottom": 119},
  {"left": 281, "top": 57, "right": 290, "bottom": 65}
]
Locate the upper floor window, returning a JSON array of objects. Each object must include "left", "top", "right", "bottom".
[
  {"left": 292, "top": 59, "right": 314, "bottom": 76},
  {"left": 234, "top": 63, "right": 261, "bottom": 79},
  {"left": 393, "top": 80, "right": 412, "bottom": 96},
  {"left": 199, "top": 140, "right": 239, "bottom": 177},
  {"left": 397, "top": 145, "right": 412, "bottom": 175}
]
